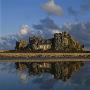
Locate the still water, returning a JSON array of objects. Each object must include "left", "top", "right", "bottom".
[{"left": 0, "top": 60, "right": 90, "bottom": 90}]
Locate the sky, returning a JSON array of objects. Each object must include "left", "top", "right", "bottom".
[{"left": 1, "top": 0, "right": 90, "bottom": 36}]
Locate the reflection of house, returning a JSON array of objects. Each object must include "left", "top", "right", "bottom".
[{"left": 38, "top": 63, "right": 51, "bottom": 68}]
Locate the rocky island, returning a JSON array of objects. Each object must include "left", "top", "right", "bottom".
[
  {"left": 15, "top": 32, "right": 84, "bottom": 52},
  {"left": 0, "top": 32, "right": 90, "bottom": 61}
]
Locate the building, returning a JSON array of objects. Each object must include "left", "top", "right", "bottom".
[
  {"left": 38, "top": 44, "right": 51, "bottom": 51},
  {"left": 29, "top": 36, "right": 52, "bottom": 51},
  {"left": 37, "top": 39, "right": 52, "bottom": 50}
]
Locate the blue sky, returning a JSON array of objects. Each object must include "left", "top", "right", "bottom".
[{"left": 1, "top": 0, "right": 90, "bottom": 36}]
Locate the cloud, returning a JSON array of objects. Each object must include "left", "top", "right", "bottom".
[
  {"left": 42, "top": 0, "right": 63, "bottom": 16},
  {"left": 33, "top": 17, "right": 60, "bottom": 30},
  {"left": 33, "top": 20, "right": 90, "bottom": 49},
  {"left": 33, "top": 17, "right": 61, "bottom": 38},
  {"left": 19, "top": 25, "right": 30, "bottom": 35},
  {"left": 0, "top": 34, "right": 18, "bottom": 50},
  {"left": 0, "top": 25, "right": 32, "bottom": 50},
  {"left": 68, "top": 21, "right": 90, "bottom": 49},
  {"left": 0, "top": 20, "right": 90, "bottom": 50},
  {"left": 52, "top": 29, "right": 61, "bottom": 34}
]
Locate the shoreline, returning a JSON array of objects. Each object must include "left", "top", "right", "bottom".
[
  {"left": 0, "top": 58, "right": 90, "bottom": 62},
  {"left": 0, "top": 52, "right": 90, "bottom": 60}
]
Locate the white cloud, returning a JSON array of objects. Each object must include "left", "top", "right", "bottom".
[
  {"left": 19, "top": 25, "right": 30, "bottom": 35},
  {"left": 52, "top": 29, "right": 61, "bottom": 34},
  {"left": 42, "top": 0, "right": 63, "bottom": 16},
  {"left": 33, "top": 17, "right": 61, "bottom": 38},
  {"left": 63, "top": 22, "right": 72, "bottom": 30}
]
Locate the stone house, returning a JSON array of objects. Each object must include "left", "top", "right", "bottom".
[{"left": 38, "top": 43, "right": 51, "bottom": 51}]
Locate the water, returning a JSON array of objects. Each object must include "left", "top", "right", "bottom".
[{"left": 0, "top": 60, "right": 90, "bottom": 90}]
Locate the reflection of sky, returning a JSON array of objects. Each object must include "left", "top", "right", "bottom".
[
  {"left": 0, "top": 63, "right": 16, "bottom": 73},
  {"left": 17, "top": 68, "right": 29, "bottom": 84},
  {"left": 0, "top": 62, "right": 90, "bottom": 90},
  {"left": 68, "top": 62, "right": 90, "bottom": 90}
]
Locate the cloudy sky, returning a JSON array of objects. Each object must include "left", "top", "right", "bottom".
[{"left": 1, "top": 0, "right": 90, "bottom": 36}]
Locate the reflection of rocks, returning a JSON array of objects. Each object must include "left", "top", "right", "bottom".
[
  {"left": 51, "top": 62, "right": 84, "bottom": 81},
  {"left": 15, "top": 62, "right": 29, "bottom": 84},
  {"left": 15, "top": 61, "right": 84, "bottom": 81}
]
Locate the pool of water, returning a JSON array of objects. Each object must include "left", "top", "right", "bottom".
[{"left": 0, "top": 60, "right": 90, "bottom": 90}]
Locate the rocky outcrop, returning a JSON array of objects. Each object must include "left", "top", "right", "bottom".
[{"left": 15, "top": 32, "right": 84, "bottom": 52}]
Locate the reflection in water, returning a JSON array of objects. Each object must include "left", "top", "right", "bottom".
[
  {"left": 0, "top": 61, "right": 90, "bottom": 90},
  {"left": 15, "top": 61, "right": 84, "bottom": 82}
]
